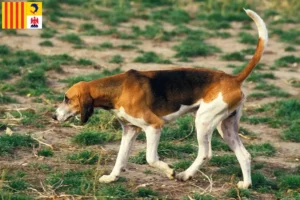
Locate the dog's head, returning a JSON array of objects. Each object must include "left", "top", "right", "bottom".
[{"left": 52, "top": 81, "right": 94, "bottom": 124}]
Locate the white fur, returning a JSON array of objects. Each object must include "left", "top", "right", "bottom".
[
  {"left": 244, "top": 9, "right": 268, "bottom": 47},
  {"left": 217, "top": 106, "right": 252, "bottom": 189},
  {"left": 102, "top": 93, "right": 252, "bottom": 189},
  {"left": 55, "top": 104, "right": 75, "bottom": 122},
  {"left": 114, "top": 107, "right": 149, "bottom": 128},
  {"left": 144, "top": 126, "right": 175, "bottom": 179},
  {"left": 176, "top": 93, "right": 229, "bottom": 181},
  {"left": 99, "top": 124, "right": 139, "bottom": 183}
]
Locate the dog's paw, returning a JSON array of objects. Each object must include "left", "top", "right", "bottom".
[
  {"left": 237, "top": 181, "right": 251, "bottom": 189},
  {"left": 166, "top": 169, "right": 176, "bottom": 180},
  {"left": 99, "top": 175, "right": 118, "bottom": 183},
  {"left": 176, "top": 171, "right": 192, "bottom": 181}
]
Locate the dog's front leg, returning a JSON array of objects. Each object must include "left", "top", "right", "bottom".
[
  {"left": 99, "top": 125, "right": 139, "bottom": 183},
  {"left": 145, "top": 126, "right": 175, "bottom": 179}
]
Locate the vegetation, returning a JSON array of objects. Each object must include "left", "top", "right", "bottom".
[
  {"left": 37, "top": 148, "right": 54, "bottom": 157},
  {"left": 0, "top": 134, "right": 37, "bottom": 155},
  {"left": 73, "top": 130, "right": 115, "bottom": 146},
  {"left": 134, "top": 51, "right": 171, "bottom": 64},
  {"left": 1, "top": 1, "right": 299, "bottom": 199},
  {"left": 67, "top": 150, "right": 99, "bottom": 164}
]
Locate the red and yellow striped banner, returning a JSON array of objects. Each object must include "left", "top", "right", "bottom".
[
  {"left": 2, "top": 2, "right": 26, "bottom": 29},
  {"left": 2, "top": 2, "right": 42, "bottom": 29}
]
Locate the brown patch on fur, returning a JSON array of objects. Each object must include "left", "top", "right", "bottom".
[{"left": 235, "top": 38, "right": 265, "bottom": 82}]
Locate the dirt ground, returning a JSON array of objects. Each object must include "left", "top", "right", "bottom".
[{"left": 0, "top": 1, "right": 299, "bottom": 199}]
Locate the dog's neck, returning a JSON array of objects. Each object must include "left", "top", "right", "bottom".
[{"left": 88, "top": 74, "right": 124, "bottom": 109}]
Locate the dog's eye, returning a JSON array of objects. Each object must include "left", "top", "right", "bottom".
[{"left": 64, "top": 96, "right": 70, "bottom": 103}]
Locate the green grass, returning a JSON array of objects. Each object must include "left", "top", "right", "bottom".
[
  {"left": 209, "top": 155, "right": 237, "bottom": 166},
  {"left": 109, "top": 54, "right": 124, "bottom": 64},
  {"left": 72, "top": 130, "right": 115, "bottom": 146},
  {"left": 247, "top": 143, "right": 276, "bottom": 157},
  {"left": 8, "top": 110, "right": 47, "bottom": 128},
  {"left": 238, "top": 32, "right": 257, "bottom": 45},
  {"left": 251, "top": 172, "right": 277, "bottom": 192},
  {"left": 39, "top": 40, "right": 54, "bottom": 47},
  {"left": 172, "top": 160, "right": 192, "bottom": 170},
  {"left": 197, "top": 3, "right": 252, "bottom": 22},
  {"left": 0, "top": 94, "right": 18, "bottom": 104},
  {"left": 67, "top": 150, "right": 99, "bottom": 164},
  {"left": 80, "top": 24, "right": 113, "bottom": 36},
  {"left": 0, "top": 134, "right": 37, "bottom": 155},
  {"left": 0, "top": 192, "right": 33, "bottom": 200},
  {"left": 150, "top": 8, "right": 190, "bottom": 25},
  {"left": 282, "top": 123, "right": 300, "bottom": 142},
  {"left": 226, "top": 187, "right": 251, "bottom": 199},
  {"left": 254, "top": 82, "right": 290, "bottom": 97},
  {"left": 205, "top": 21, "right": 231, "bottom": 30},
  {"left": 174, "top": 39, "right": 221, "bottom": 58},
  {"left": 244, "top": 99, "right": 300, "bottom": 142},
  {"left": 221, "top": 52, "right": 245, "bottom": 61},
  {"left": 158, "top": 142, "right": 196, "bottom": 159},
  {"left": 253, "top": 162, "right": 265, "bottom": 170},
  {"left": 129, "top": 151, "right": 146, "bottom": 164},
  {"left": 241, "top": 23, "right": 252, "bottom": 30},
  {"left": 217, "top": 165, "right": 242, "bottom": 177},
  {"left": 79, "top": 23, "right": 96, "bottom": 31},
  {"left": 0, "top": 45, "right": 10, "bottom": 55},
  {"left": 241, "top": 47, "right": 256, "bottom": 55},
  {"left": 279, "top": 175, "right": 300, "bottom": 189},
  {"left": 40, "top": 28, "right": 57, "bottom": 38},
  {"left": 146, "top": 115, "right": 195, "bottom": 142},
  {"left": 99, "top": 184, "right": 134, "bottom": 199},
  {"left": 61, "top": 68, "right": 122, "bottom": 87},
  {"left": 46, "top": 169, "right": 93, "bottom": 195},
  {"left": 284, "top": 46, "right": 296, "bottom": 52},
  {"left": 248, "top": 92, "right": 268, "bottom": 100},
  {"left": 239, "top": 127, "right": 256, "bottom": 137},
  {"left": 16, "top": 69, "right": 49, "bottom": 96},
  {"left": 274, "top": 55, "right": 300, "bottom": 68},
  {"left": 134, "top": 51, "right": 171, "bottom": 64},
  {"left": 37, "top": 148, "right": 54, "bottom": 157},
  {"left": 136, "top": 187, "right": 158, "bottom": 198},
  {"left": 271, "top": 28, "right": 300, "bottom": 44},
  {"left": 77, "top": 58, "right": 94, "bottom": 66},
  {"left": 59, "top": 33, "right": 83, "bottom": 44},
  {"left": 117, "top": 44, "right": 136, "bottom": 50},
  {"left": 7, "top": 179, "right": 29, "bottom": 191},
  {"left": 211, "top": 136, "right": 231, "bottom": 151},
  {"left": 99, "top": 42, "right": 114, "bottom": 49},
  {"left": 214, "top": 31, "right": 231, "bottom": 38},
  {"left": 94, "top": 8, "right": 131, "bottom": 26}
]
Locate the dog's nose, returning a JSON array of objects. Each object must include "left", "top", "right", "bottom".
[{"left": 52, "top": 113, "right": 57, "bottom": 120}]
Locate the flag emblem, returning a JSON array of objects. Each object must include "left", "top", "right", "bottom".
[{"left": 2, "top": 2, "right": 42, "bottom": 29}]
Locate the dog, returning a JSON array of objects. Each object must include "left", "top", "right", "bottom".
[{"left": 52, "top": 9, "right": 267, "bottom": 189}]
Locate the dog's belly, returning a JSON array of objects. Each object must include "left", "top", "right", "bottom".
[{"left": 161, "top": 103, "right": 200, "bottom": 122}]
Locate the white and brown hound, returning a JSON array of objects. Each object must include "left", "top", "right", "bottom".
[{"left": 53, "top": 9, "right": 268, "bottom": 189}]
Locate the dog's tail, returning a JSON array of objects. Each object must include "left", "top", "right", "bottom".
[{"left": 235, "top": 9, "right": 268, "bottom": 83}]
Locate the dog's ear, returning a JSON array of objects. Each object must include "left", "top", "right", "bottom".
[{"left": 79, "top": 94, "right": 94, "bottom": 124}]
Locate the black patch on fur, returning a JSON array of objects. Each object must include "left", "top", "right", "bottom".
[{"left": 229, "top": 110, "right": 237, "bottom": 118}]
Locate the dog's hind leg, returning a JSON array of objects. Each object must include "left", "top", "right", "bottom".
[
  {"left": 145, "top": 126, "right": 175, "bottom": 179},
  {"left": 176, "top": 95, "right": 228, "bottom": 181},
  {"left": 217, "top": 106, "right": 252, "bottom": 189},
  {"left": 99, "top": 124, "right": 139, "bottom": 183}
]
